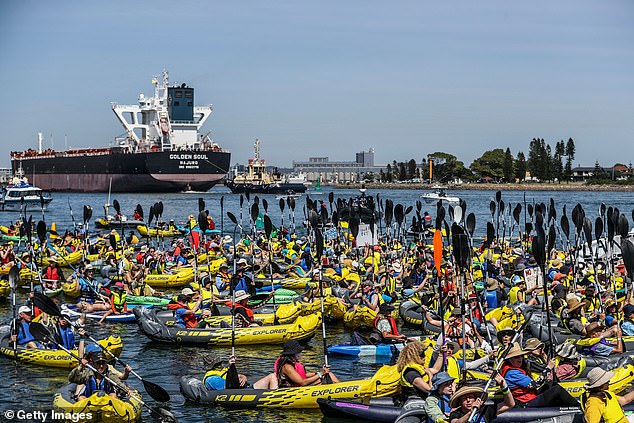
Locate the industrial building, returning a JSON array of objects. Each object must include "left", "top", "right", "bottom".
[{"left": 292, "top": 148, "right": 385, "bottom": 183}]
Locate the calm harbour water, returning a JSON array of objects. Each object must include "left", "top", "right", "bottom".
[{"left": 0, "top": 186, "right": 632, "bottom": 422}]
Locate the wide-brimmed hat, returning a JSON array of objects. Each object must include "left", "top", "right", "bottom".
[
  {"left": 48, "top": 256, "right": 58, "bottom": 263},
  {"left": 514, "top": 263, "right": 526, "bottom": 273},
  {"left": 585, "top": 321, "right": 604, "bottom": 335},
  {"left": 219, "top": 263, "right": 229, "bottom": 270},
  {"left": 551, "top": 258, "right": 562, "bottom": 268},
  {"left": 431, "top": 372, "right": 455, "bottom": 391},
  {"left": 379, "top": 303, "right": 395, "bottom": 314},
  {"left": 566, "top": 298, "right": 584, "bottom": 313},
  {"left": 181, "top": 287, "right": 195, "bottom": 296},
  {"left": 512, "top": 247, "right": 523, "bottom": 256},
  {"left": 585, "top": 367, "right": 614, "bottom": 389},
  {"left": 237, "top": 258, "right": 248, "bottom": 266},
  {"left": 281, "top": 340, "right": 304, "bottom": 356},
  {"left": 392, "top": 262, "right": 402, "bottom": 273},
  {"left": 450, "top": 308, "right": 462, "bottom": 317},
  {"left": 486, "top": 278, "right": 498, "bottom": 291},
  {"left": 449, "top": 386, "right": 486, "bottom": 408},
  {"left": 524, "top": 338, "right": 544, "bottom": 351},
  {"left": 496, "top": 327, "right": 515, "bottom": 342},
  {"left": 527, "top": 258, "right": 538, "bottom": 267},
  {"left": 504, "top": 342, "right": 529, "bottom": 360},
  {"left": 555, "top": 342, "right": 579, "bottom": 360},
  {"left": 234, "top": 290, "right": 250, "bottom": 302}
]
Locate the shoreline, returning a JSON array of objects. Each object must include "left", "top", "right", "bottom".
[{"left": 323, "top": 182, "right": 634, "bottom": 192}]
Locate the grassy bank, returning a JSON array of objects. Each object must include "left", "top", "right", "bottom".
[{"left": 325, "top": 182, "right": 634, "bottom": 192}]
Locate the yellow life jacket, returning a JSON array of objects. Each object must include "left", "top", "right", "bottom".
[
  {"left": 446, "top": 356, "right": 461, "bottom": 380},
  {"left": 399, "top": 362, "right": 430, "bottom": 388},
  {"left": 508, "top": 286, "right": 522, "bottom": 304},
  {"left": 112, "top": 291, "right": 127, "bottom": 312},
  {"left": 580, "top": 390, "right": 627, "bottom": 423}
]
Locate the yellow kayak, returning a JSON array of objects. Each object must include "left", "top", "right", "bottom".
[
  {"left": 53, "top": 384, "right": 141, "bottom": 422},
  {"left": 136, "top": 225, "right": 182, "bottom": 238},
  {"left": 144, "top": 268, "right": 195, "bottom": 288}
]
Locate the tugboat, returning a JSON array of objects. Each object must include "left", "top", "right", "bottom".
[
  {"left": 226, "top": 139, "right": 308, "bottom": 194},
  {"left": 10, "top": 70, "right": 231, "bottom": 193},
  {"left": 0, "top": 170, "right": 52, "bottom": 212}
]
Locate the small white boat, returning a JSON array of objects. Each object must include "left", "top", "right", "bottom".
[
  {"left": 0, "top": 175, "right": 52, "bottom": 212},
  {"left": 420, "top": 185, "right": 460, "bottom": 205}
]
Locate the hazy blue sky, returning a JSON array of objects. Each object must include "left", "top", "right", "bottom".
[{"left": 1, "top": 1, "right": 632, "bottom": 169}]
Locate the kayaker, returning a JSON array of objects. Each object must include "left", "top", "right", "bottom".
[
  {"left": 10, "top": 305, "right": 38, "bottom": 349},
  {"left": 169, "top": 294, "right": 203, "bottom": 328},
  {"left": 581, "top": 322, "right": 624, "bottom": 356},
  {"left": 231, "top": 290, "right": 259, "bottom": 327},
  {"left": 602, "top": 299, "right": 619, "bottom": 328},
  {"left": 76, "top": 352, "right": 126, "bottom": 400},
  {"left": 215, "top": 263, "right": 231, "bottom": 296},
  {"left": 42, "top": 256, "right": 64, "bottom": 290},
  {"left": 561, "top": 298, "right": 587, "bottom": 335},
  {"left": 264, "top": 340, "right": 340, "bottom": 388},
  {"left": 581, "top": 284, "right": 601, "bottom": 313},
  {"left": 448, "top": 375, "right": 514, "bottom": 423},
  {"left": 425, "top": 308, "right": 476, "bottom": 349},
  {"left": 620, "top": 304, "right": 634, "bottom": 336},
  {"left": 422, "top": 372, "right": 455, "bottom": 423},
  {"left": 397, "top": 341, "right": 433, "bottom": 412},
  {"left": 430, "top": 341, "right": 497, "bottom": 381},
  {"left": 52, "top": 310, "right": 84, "bottom": 350},
  {"left": 97, "top": 282, "right": 128, "bottom": 324},
  {"left": 354, "top": 279, "right": 380, "bottom": 311},
  {"left": 552, "top": 342, "right": 583, "bottom": 381},
  {"left": 522, "top": 338, "right": 547, "bottom": 373},
  {"left": 203, "top": 356, "right": 250, "bottom": 390},
  {"left": 581, "top": 367, "right": 634, "bottom": 423},
  {"left": 500, "top": 342, "right": 578, "bottom": 407},
  {"left": 373, "top": 303, "right": 407, "bottom": 343},
  {"left": 482, "top": 278, "right": 504, "bottom": 310}
]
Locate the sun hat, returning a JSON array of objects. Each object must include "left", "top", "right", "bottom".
[
  {"left": 524, "top": 338, "right": 544, "bottom": 351},
  {"left": 566, "top": 298, "right": 584, "bottom": 313},
  {"left": 237, "top": 258, "right": 248, "bottom": 266},
  {"left": 223, "top": 235, "right": 233, "bottom": 244},
  {"left": 176, "top": 294, "right": 188, "bottom": 303},
  {"left": 181, "top": 287, "right": 195, "bottom": 296},
  {"left": 486, "top": 278, "right": 498, "bottom": 291},
  {"left": 496, "top": 327, "right": 515, "bottom": 342},
  {"left": 432, "top": 372, "right": 455, "bottom": 391},
  {"left": 445, "top": 341, "right": 460, "bottom": 352},
  {"left": 514, "top": 263, "right": 526, "bottom": 273},
  {"left": 281, "top": 340, "right": 304, "bottom": 356},
  {"left": 555, "top": 342, "right": 580, "bottom": 360},
  {"left": 18, "top": 305, "right": 32, "bottom": 314},
  {"left": 449, "top": 386, "right": 486, "bottom": 408},
  {"left": 234, "top": 290, "right": 250, "bottom": 302},
  {"left": 392, "top": 262, "right": 403, "bottom": 273},
  {"left": 504, "top": 342, "right": 529, "bottom": 360},
  {"left": 219, "top": 263, "right": 229, "bottom": 269},
  {"left": 585, "top": 367, "right": 614, "bottom": 389},
  {"left": 379, "top": 303, "right": 395, "bottom": 314},
  {"left": 512, "top": 247, "right": 523, "bottom": 256}
]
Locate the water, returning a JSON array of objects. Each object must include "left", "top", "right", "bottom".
[{"left": 0, "top": 186, "right": 632, "bottom": 422}]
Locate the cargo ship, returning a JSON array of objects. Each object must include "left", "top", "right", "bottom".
[
  {"left": 10, "top": 70, "right": 231, "bottom": 192},
  {"left": 226, "top": 138, "right": 308, "bottom": 194}
]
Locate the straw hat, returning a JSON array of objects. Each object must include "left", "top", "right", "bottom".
[
  {"left": 234, "top": 290, "right": 250, "bottom": 302},
  {"left": 449, "top": 386, "right": 486, "bottom": 408},
  {"left": 486, "top": 278, "right": 498, "bottom": 291},
  {"left": 504, "top": 342, "right": 529, "bottom": 360},
  {"left": 585, "top": 368, "right": 614, "bottom": 389},
  {"left": 524, "top": 338, "right": 544, "bottom": 351},
  {"left": 48, "top": 256, "right": 58, "bottom": 263},
  {"left": 555, "top": 342, "right": 579, "bottom": 360},
  {"left": 566, "top": 298, "right": 584, "bottom": 313}
]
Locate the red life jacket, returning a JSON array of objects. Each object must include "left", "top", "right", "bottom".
[
  {"left": 234, "top": 304, "right": 254, "bottom": 322},
  {"left": 500, "top": 362, "right": 538, "bottom": 403},
  {"left": 167, "top": 303, "right": 198, "bottom": 328},
  {"left": 373, "top": 315, "right": 399, "bottom": 336},
  {"left": 45, "top": 266, "right": 61, "bottom": 281}
]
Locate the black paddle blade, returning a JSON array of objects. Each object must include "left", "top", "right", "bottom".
[
  {"left": 404, "top": 205, "right": 413, "bottom": 216},
  {"left": 148, "top": 205, "right": 155, "bottom": 225},
  {"left": 253, "top": 195, "right": 259, "bottom": 207},
  {"left": 525, "top": 222, "right": 533, "bottom": 236},
  {"left": 32, "top": 291, "right": 61, "bottom": 316},
  {"left": 451, "top": 223, "right": 470, "bottom": 269},
  {"left": 547, "top": 225, "right": 556, "bottom": 254},
  {"left": 143, "top": 379, "right": 171, "bottom": 403},
  {"left": 227, "top": 212, "right": 238, "bottom": 225},
  {"left": 264, "top": 215, "right": 273, "bottom": 239},
  {"left": 262, "top": 199, "right": 268, "bottom": 213},
  {"left": 535, "top": 211, "right": 544, "bottom": 231},
  {"left": 315, "top": 228, "right": 324, "bottom": 260},
  {"left": 485, "top": 222, "right": 495, "bottom": 247},
  {"left": 309, "top": 210, "right": 319, "bottom": 229},
  {"left": 512, "top": 203, "right": 521, "bottom": 225},
  {"left": 136, "top": 204, "right": 144, "bottom": 220},
  {"left": 600, "top": 203, "right": 606, "bottom": 218},
  {"left": 157, "top": 201, "right": 164, "bottom": 218},
  {"left": 595, "top": 217, "right": 604, "bottom": 242},
  {"left": 394, "top": 204, "right": 404, "bottom": 225},
  {"left": 240, "top": 194, "right": 244, "bottom": 208},
  {"left": 583, "top": 217, "right": 593, "bottom": 246},
  {"left": 279, "top": 198, "right": 285, "bottom": 212},
  {"left": 36, "top": 220, "right": 47, "bottom": 244},
  {"left": 349, "top": 217, "right": 360, "bottom": 240},
  {"left": 320, "top": 204, "right": 328, "bottom": 225},
  {"left": 489, "top": 200, "right": 496, "bottom": 217},
  {"left": 245, "top": 191, "right": 250, "bottom": 203},
  {"left": 448, "top": 205, "right": 455, "bottom": 223},
  {"left": 623, "top": 239, "right": 634, "bottom": 279},
  {"left": 19, "top": 224, "right": 25, "bottom": 239},
  {"left": 113, "top": 199, "right": 121, "bottom": 214},
  {"left": 384, "top": 200, "right": 393, "bottom": 226},
  {"left": 289, "top": 197, "right": 296, "bottom": 211},
  {"left": 416, "top": 200, "right": 422, "bottom": 212},
  {"left": 532, "top": 230, "right": 546, "bottom": 268},
  {"left": 198, "top": 198, "right": 205, "bottom": 213},
  {"left": 437, "top": 205, "right": 446, "bottom": 223},
  {"left": 87, "top": 206, "right": 93, "bottom": 222},
  {"left": 198, "top": 211, "right": 208, "bottom": 233},
  {"left": 618, "top": 214, "right": 630, "bottom": 240},
  {"left": 83, "top": 205, "right": 90, "bottom": 223},
  {"left": 29, "top": 322, "right": 52, "bottom": 343},
  {"left": 495, "top": 191, "right": 501, "bottom": 203},
  {"left": 561, "top": 215, "right": 570, "bottom": 240},
  {"left": 332, "top": 210, "right": 339, "bottom": 227},
  {"left": 8, "top": 266, "right": 19, "bottom": 289},
  {"left": 250, "top": 203, "right": 259, "bottom": 224},
  {"left": 109, "top": 234, "right": 117, "bottom": 249},
  {"left": 220, "top": 196, "right": 224, "bottom": 208},
  {"left": 607, "top": 213, "right": 615, "bottom": 244},
  {"left": 527, "top": 203, "right": 534, "bottom": 218},
  {"left": 328, "top": 192, "right": 334, "bottom": 205},
  {"left": 466, "top": 213, "right": 476, "bottom": 237},
  {"left": 499, "top": 200, "right": 505, "bottom": 215}
]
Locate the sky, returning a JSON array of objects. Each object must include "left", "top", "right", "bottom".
[{"left": 0, "top": 0, "right": 633, "bottom": 169}]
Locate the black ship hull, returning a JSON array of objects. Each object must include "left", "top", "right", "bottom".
[
  {"left": 225, "top": 181, "right": 307, "bottom": 194},
  {"left": 11, "top": 150, "right": 231, "bottom": 193}
]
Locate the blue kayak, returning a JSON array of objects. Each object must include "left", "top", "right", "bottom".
[
  {"left": 61, "top": 303, "right": 151, "bottom": 323},
  {"left": 327, "top": 343, "right": 403, "bottom": 358}
]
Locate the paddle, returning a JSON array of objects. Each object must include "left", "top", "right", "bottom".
[
  {"left": 314, "top": 226, "right": 332, "bottom": 383},
  {"left": 31, "top": 293, "right": 170, "bottom": 402},
  {"left": 531, "top": 214, "right": 556, "bottom": 357},
  {"left": 8, "top": 265, "right": 19, "bottom": 359},
  {"left": 226, "top": 211, "right": 239, "bottom": 357},
  {"left": 263, "top": 215, "right": 278, "bottom": 323},
  {"left": 29, "top": 322, "right": 176, "bottom": 422}
]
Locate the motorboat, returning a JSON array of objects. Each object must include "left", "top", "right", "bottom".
[
  {"left": 0, "top": 173, "right": 52, "bottom": 212},
  {"left": 420, "top": 185, "right": 460, "bottom": 205}
]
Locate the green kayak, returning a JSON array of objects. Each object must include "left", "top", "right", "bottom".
[{"left": 126, "top": 295, "right": 171, "bottom": 306}]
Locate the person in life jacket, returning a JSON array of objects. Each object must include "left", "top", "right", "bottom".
[
  {"left": 373, "top": 303, "right": 407, "bottom": 343},
  {"left": 257, "top": 340, "right": 340, "bottom": 389},
  {"left": 448, "top": 375, "right": 514, "bottom": 423},
  {"left": 215, "top": 263, "right": 232, "bottom": 296},
  {"left": 53, "top": 311, "right": 85, "bottom": 350},
  {"left": 231, "top": 290, "right": 258, "bottom": 328},
  {"left": 98, "top": 282, "right": 128, "bottom": 324},
  {"left": 482, "top": 278, "right": 503, "bottom": 310},
  {"left": 582, "top": 322, "right": 624, "bottom": 357},
  {"left": 423, "top": 372, "right": 455, "bottom": 423},
  {"left": 501, "top": 342, "right": 578, "bottom": 407},
  {"left": 397, "top": 341, "right": 433, "bottom": 410},
  {"left": 552, "top": 342, "right": 584, "bottom": 381},
  {"left": 581, "top": 367, "right": 634, "bottom": 423},
  {"left": 42, "top": 256, "right": 64, "bottom": 290},
  {"left": 10, "top": 305, "right": 38, "bottom": 349},
  {"left": 169, "top": 294, "right": 203, "bottom": 328},
  {"left": 620, "top": 304, "right": 634, "bottom": 336},
  {"left": 582, "top": 284, "right": 602, "bottom": 313},
  {"left": 561, "top": 297, "right": 587, "bottom": 335},
  {"left": 429, "top": 307, "right": 476, "bottom": 348},
  {"left": 522, "top": 338, "right": 548, "bottom": 374},
  {"left": 430, "top": 341, "right": 497, "bottom": 382},
  {"left": 76, "top": 352, "right": 126, "bottom": 400}
]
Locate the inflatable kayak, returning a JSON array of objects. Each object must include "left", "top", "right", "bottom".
[
  {"left": 0, "top": 326, "right": 122, "bottom": 368},
  {"left": 53, "top": 383, "right": 142, "bottom": 422},
  {"left": 144, "top": 268, "right": 195, "bottom": 288},
  {"left": 318, "top": 398, "right": 634, "bottom": 423},
  {"left": 126, "top": 295, "right": 170, "bottom": 306},
  {"left": 136, "top": 225, "right": 182, "bottom": 238},
  {"left": 62, "top": 280, "right": 81, "bottom": 298},
  {"left": 134, "top": 306, "right": 320, "bottom": 346},
  {"left": 62, "top": 304, "right": 141, "bottom": 323},
  {"left": 0, "top": 280, "right": 9, "bottom": 298},
  {"left": 179, "top": 364, "right": 400, "bottom": 409}
]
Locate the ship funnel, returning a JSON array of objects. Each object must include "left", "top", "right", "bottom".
[{"left": 38, "top": 131, "right": 43, "bottom": 153}]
